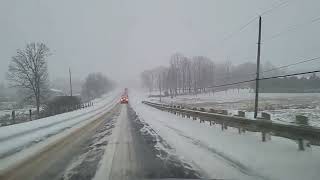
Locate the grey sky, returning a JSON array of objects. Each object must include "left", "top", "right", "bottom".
[{"left": 0, "top": 0, "right": 320, "bottom": 84}]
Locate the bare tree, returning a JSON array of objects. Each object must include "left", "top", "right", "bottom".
[
  {"left": 141, "top": 52, "right": 281, "bottom": 96},
  {"left": 81, "top": 72, "right": 114, "bottom": 101},
  {"left": 7, "top": 42, "right": 50, "bottom": 116}
]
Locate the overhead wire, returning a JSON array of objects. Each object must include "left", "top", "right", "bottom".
[
  {"left": 208, "top": 55, "right": 320, "bottom": 85},
  {"left": 214, "top": 0, "right": 292, "bottom": 63},
  {"left": 204, "top": 69, "right": 320, "bottom": 89},
  {"left": 259, "top": 56, "right": 320, "bottom": 74},
  {"left": 260, "top": 0, "right": 291, "bottom": 16},
  {"left": 263, "top": 15, "right": 320, "bottom": 43},
  {"left": 220, "top": 0, "right": 291, "bottom": 44}
]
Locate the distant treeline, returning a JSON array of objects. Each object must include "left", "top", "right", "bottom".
[
  {"left": 141, "top": 53, "right": 282, "bottom": 96},
  {"left": 258, "top": 73, "right": 320, "bottom": 93},
  {"left": 141, "top": 53, "right": 320, "bottom": 95}
]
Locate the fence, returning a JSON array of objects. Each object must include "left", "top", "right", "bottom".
[
  {"left": 142, "top": 101, "right": 320, "bottom": 151},
  {"left": 0, "top": 101, "right": 94, "bottom": 127}
]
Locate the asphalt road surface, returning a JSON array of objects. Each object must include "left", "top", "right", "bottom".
[{"left": 0, "top": 104, "right": 200, "bottom": 180}]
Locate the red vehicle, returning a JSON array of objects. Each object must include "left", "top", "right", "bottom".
[
  {"left": 120, "top": 88, "right": 129, "bottom": 104},
  {"left": 120, "top": 95, "right": 128, "bottom": 104}
]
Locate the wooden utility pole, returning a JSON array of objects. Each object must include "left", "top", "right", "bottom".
[
  {"left": 69, "top": 67, "right": 73, "bottom": 97},
  {"left": 254, "top": 16, "right": 262, "bottom": 118}
]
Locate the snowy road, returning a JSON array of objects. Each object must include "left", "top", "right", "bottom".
[
  {"left": 0, "top": 103, "right": 200, "bottom": 180},
  {"left": 2, "top": 89, "right": 319, "bottom": 180},
  {"left": 94, "top": 104, "right": 200, "bottom": 180}
]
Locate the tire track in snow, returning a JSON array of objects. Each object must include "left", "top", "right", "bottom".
[{"left": 162, "top": 124, "right": 272, "bottom": 180}]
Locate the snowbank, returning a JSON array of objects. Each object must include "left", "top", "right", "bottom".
[{"left": 0, "top": 90, "right": 120, "bottom": 162}]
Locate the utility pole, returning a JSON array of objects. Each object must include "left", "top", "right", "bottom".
[
  {"left": 254, "top": 16, "right": 262, "bottom": 118},
  {"left": 159, "top": 74, "right": 162, "bottom": 102},
  {"left": 69, "top": 67, "right": 73, "bottom": 97}
]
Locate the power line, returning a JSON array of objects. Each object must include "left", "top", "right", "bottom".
[
  {"left": 205, "top": 69, "right": 320, "bottom": 89},
  {"left": 215, "top": 1, "right": 291, "bottom": 63},
  {"left": 263, "top": 15, "right": 320, "bottom": 43},
  {"left": 207, "top": 79, "right": 256, "bottom": 89},
  {"left": 219, "top": 17, "right": 258, "bottom": 44},
  {"left": 220, "top": 0, "right": 291, "bottom": 44},
  {"left": 260, "top": 70, "right": 320, "bottom": 80},
  {"left": 260, "top": 0, "right": 291, "bottom": 16},
  {"left": 234, "top": 55, "right": 320, "bottom": 79},
  {"left": 260, "top": 56, "right": 320, "bottom": 74},
  {"left": 208, "top": 56, "right": 320, "bottom": 85}
]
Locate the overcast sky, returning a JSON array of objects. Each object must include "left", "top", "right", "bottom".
[{"left": 0, "top": 0, "right": 320, "bottom": 84}]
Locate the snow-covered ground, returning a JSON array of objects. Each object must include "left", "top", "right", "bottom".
[
  {"left": 148, "top": 89, "right": 320, "bottom": 127},
  {"left": 0, "top": 90, "right": 120, "bottom": 172},
  {"left": 0, "top": 110, "right": 11, "bottom": 117},
  {"left": 0, "top": 108, "right": 36, "bottom": 118},
  {"left": 130, "top": 89, "right": 320, "bottom": 180}
]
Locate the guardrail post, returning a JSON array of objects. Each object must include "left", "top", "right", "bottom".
[
  {"left": 221, "top": 110, "right": 228, "bottom": 115},
  {"left": 12, "top": 110, "right": 15, "bottom": 124},
  {"left": 298, "top": 138, "right": 305, "bottom": 151},
  {"left": 296, "top": 115, "right": 309, "bottom": 126},
  {"left": 238, "top": 127, "right": 246, "bottom": 134},
  {"left": 221, "top": 123, "right": 228, "bottom": 130},
  {"left": 297, "top": 138, "right": 311, "bottom": 151},
  {"left": 238, "top": 111, "right": 245, "bottom": 117},
  {"left": 260, "top": 112, "right": 271, "bottom": 142},
  {"left": 29, "top": 109, "right": 32, "bottom": 121},
  {"left": 261, "top": 112, "right": 271, "bottom": 120},
  {"left": 262, "top": 132, "right": 267, "bottom": 142}
]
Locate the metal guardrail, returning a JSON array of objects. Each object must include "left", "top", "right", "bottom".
[{"left": 142, "top": 101, "right": 320, "bottom": 150}]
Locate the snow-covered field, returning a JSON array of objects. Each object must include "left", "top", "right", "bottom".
[
  {"left": 0, "top": 108, "right": 34, "bottom": 117},
  {"left": 0, "top": 110, "right": 11, "bottom": 117},
  {"left": 149, "top": 89, "right": 320, "bottom": 127},
  {"left": 131, "top": 90, "right": 320, "bottom": 180},
  {"left": 0, "top": 90, "right": 120, "bottom": 172}
]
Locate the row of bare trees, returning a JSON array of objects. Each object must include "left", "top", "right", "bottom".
[{"left": 141, "top": 53, "right": 281, "bottom": 97}]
